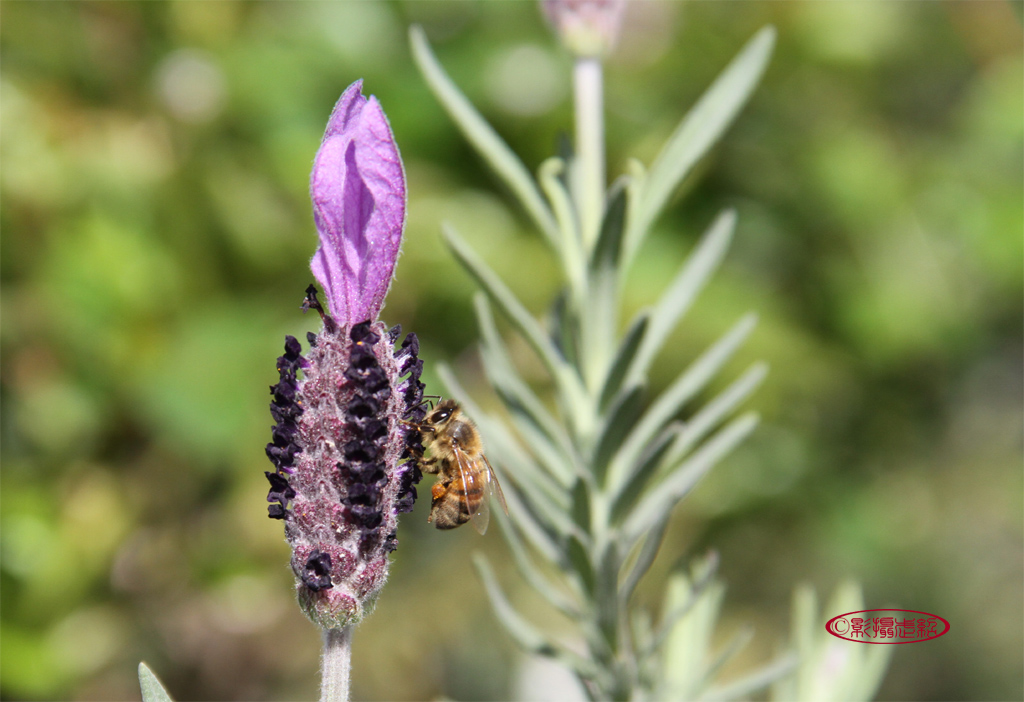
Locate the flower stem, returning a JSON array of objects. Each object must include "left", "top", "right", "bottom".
[
  {"left": 574, "top": 56, "right": 605, "bottom": 251},
  {"left": 574, "top": 55, "right": 616, "bottom": 397},
  {"left": 320, "top": 627, "right": 352, "bottom": 702}
]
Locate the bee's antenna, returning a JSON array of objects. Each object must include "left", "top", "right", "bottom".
[{"left": 412, "top": 395, "right": 441, "bottom": 413}]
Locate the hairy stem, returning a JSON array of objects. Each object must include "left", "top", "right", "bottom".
[{"left": 320, "top": 627, "right": 352, "bottom": 702}]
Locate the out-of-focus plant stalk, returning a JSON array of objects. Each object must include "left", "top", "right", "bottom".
[
  {"left": 573, "top": 55, "right": 615, "bottom": 396},
  {"left": 574, "top": 56, "right": 605, "bottom": 251},
  {"left": 569, "top": 47, "right": 634, "bottom": 690}
]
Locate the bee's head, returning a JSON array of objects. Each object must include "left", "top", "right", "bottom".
[{"left": 425, "top": 399, "right": 460, "bottom": 429}]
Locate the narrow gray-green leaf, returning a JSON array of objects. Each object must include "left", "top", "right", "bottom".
[
  {"left": 437, "top": 364, "right": 563, "bottom": 561},
  {"left": 631, "top": 607, "right": 655, "bottom": 679},
  {"left": 611, "top": 423, "right": 679, "bottom": 524},
  {"left": 626, "top": 27, "right": 775, "bottom": 262},
  {"left": 610, "top": 313, "right": 757, "bottom": 497},
  {"left": 660, "top": 362, "right": 768, "bottom": 475},
  {"left": 696, "top": 626, "right": 755, "bottom": 695},
  {"left": 659, "top": 574, "right": 726, "bottom": 700},
  {"left": 539, "top": 158, "right": 585, "bottom": 289},
  {"left": 619, "top": 514, "right": 670, "bottom": 604},
  {"left": 580, "top": 178, "right": 630, "bottom": 393},
  {"left": 593, "top": 544, "right": 622, "bottom": 651},
  {"left": 500, "top": 405, "right": 578, "bottom": 498},
  {"left": 791, "top": 584, "right": 818, "bottom": 700},
  {"left": 444, "top": 225, "right": 584, "bottom": 406},
  {"left": 139, "top": 663, "right": 174, "bottom": 702},
  {"left": 482, "top": 348, "right": 576, "bottom": 488},
  {"left": 473, "top": 554, "right": 558, "bottom": 653},
  {"left": 641, "top": 551, "right": 720, "bottom": 660},
  {"left": 410, "top": 26, "right": 559, "bottom": 247},
  {"left": 495, "top": 508, "right": 581, "bottom": 619},
  {"left": 625, "top": 413, "right": 759, "bottom": 543},
  {"left": 568, "top": 533, "right": 596, "bottom": 595},
  {"left": 495, "top": 473, "right": 565, "bottom": 564},
  {"left": 593, "top": 383, "right": 645, "bottom": 485},
  {"left": 627, "top": 209, "right": 736, "bottom": 386},
  {"left": 599, "top": 311, "right": 649, "bottom": 412},
  {"left": 701, "top": 653, "right": 798, "bottom": 702},
  {"left": 550, "top": 288, "right": 582, "bottom": 369},
  {"left": 474, "top": 554, "right": 608, "bottom": 685},
  {"left": 437, "top": 361, "right": 567, "bottom": 506},
  {"left": 571, "top": 477, "right": 591, "bottom": 533},
  {"left": 496, "top": 400, "right": 576, "bottom": 496},
  {"left": 482, "top": 431, "right": 579, "bottom": 539},
  {"left": 590, "top": 178, "right": 628, "bottom": 272},
  {"left": 475, "top": 293, "right": 579, "bottom": 485}
]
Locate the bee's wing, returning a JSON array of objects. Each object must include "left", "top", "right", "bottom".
[
  {"left": 451, "top": 443, "right": 490, "bottom": 535},
  {"left": 482, "top": 455, "right": 508, "bottom": 516}
]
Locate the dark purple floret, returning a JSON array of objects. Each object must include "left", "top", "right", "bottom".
[
  {"left": 266, "top": 471, "right": 296, "bottom": 519},
  {"left": 397, "top": 332, "right": 419, "bottom": 358},
  {"left": 283, "top": 335, "right": 302, "bottom": 358},
  {"left": 266, "top": 442, "right": 300, "bottom": 471},
  {"left": 347, "top": 395, "right": 381, "bottom": 419},
  {"left": 265, "top": 334, "right": 305, "bottom": 515},
  {"left": 302, "top": 284, "right": 337, "bottom": 333},
  {"left": 394, "top": 331, "right": 426, "bottom": 517},
  {"left": 302, "top": 550, "right": 334, "bottom": 592},
  {"left": 350, "top": 321, "right": 379, "bottom": 344},
  {"left": 337, "top": 320, "right": 394, "bottom": 556}
]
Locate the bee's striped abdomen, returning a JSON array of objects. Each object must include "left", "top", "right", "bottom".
[{"left": 429, "top": 464, "right": 485, "bottom": 529}]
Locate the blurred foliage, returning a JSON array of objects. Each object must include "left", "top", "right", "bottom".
[{"left": 1, "top": 2, "right": 1020, "bottom": 701}]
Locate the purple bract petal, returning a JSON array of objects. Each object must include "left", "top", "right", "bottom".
[{"left": 310, "top": 80, "right": 406, "bottom": 326}]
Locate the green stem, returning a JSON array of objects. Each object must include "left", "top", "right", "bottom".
[
  {"left": 572, "top": 46, "right": 638, "bottom": 702},
  {"left": 320, "top": 627, "right": 352, "bottom": 702},
  {"left": 574, "top": 56, "right": 605, "bottom": 252},
  {"left": 574, "top": 55, "right": 615, "bottom": 399}
]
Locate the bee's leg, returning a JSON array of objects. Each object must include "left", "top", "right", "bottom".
[
  {"left": 427, "top": 481, "right": 448, "bottom": 524},
  {"left": 420, "top": 456, "right": 440, "bottom": 474},
  {"left": 430, "top": 481, "right": 447, "bottom": 502}
]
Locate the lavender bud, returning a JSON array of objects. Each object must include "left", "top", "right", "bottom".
[{"left": 541, "top": 0, "right": 628, "bottom": 57}]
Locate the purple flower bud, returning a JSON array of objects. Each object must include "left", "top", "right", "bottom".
[
  {"left": 266, "top": 82, "right": 424, "bottom": 629},
  {"left": 541, "top": 0, "right": 627, "bottom": 57},
  {"left": 310, "top": 80, "right": 406, "bottom": 328}
]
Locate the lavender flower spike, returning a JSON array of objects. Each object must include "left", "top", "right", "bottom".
[
  {"left": 266, "top": 81, "right": 424, "bottom": 636},
  {"left": 311, "top": 79, "right": 406, "bottom": 327}
]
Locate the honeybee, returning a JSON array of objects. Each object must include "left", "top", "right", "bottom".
[{"left": 406, "top": 399, "right": 507, "bottom": 534}]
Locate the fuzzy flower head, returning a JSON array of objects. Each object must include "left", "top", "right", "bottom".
[
  {"left": 541, "top": 0, "right": 627, "bottom": 57},
  {"left": 265, "top": 81, "right": 424, "bottom": 630}
]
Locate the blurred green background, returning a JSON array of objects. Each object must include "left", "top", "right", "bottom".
[{"left": 1, "top": 1, "right": 1021, "bottom": 700}]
